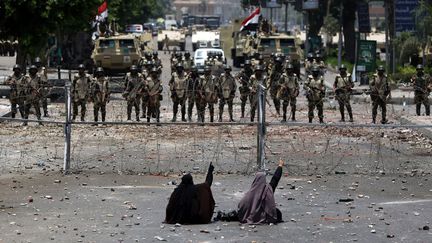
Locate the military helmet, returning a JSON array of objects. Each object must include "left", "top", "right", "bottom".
[
  {"left": 255, "top": 65, "right": 264, "bottom": 71},
  {"left": 13, "top": 64, "right": 21, "bottom": 71},
  {"left": 176, "top": 63, "right": 184, "bottom": 69},
  {"left": 96, "top": 67, "right": 104, "bottom": 73},
  {"left": 29, "top": 65, "right": 38, "bottom": 71},
  {"left": 416, "top": 64, "right": 424, "bottom": 70},
  {"left": 145, "top": 51, "right": 152, "bottom": 57},
  {"left": 176, "top": 52, "right": 182, "bottom": 58},
  {"left": 307, "top": 53, "right": 314, "bottom": 58},
  {"left": 153, "top": 51, "right": 158, "bottom": 56},
  {"left": 286, "top": 64, "right": 294, "bottom": 70},
  {"left": 311, "top": 65, "right": 320, "bottom": 72},
  {"left": 377, "top": 65, "right": 385, "bottom": 71},
  {"left": 275, "top": 57, "right": 283, "bottom": 63},
  {"left": 224, "top": 65, "right": 232, "bottom": 71},
  {"left": 204, "top": 66, "right": 212, "bottom": 72},
  {"left": 130, "top": 65, "right": 138, "bottom": 71},
  {"left": 78, "top": 64, "right": 85, "bottom": 70},
  {"left": 339, "top": 64, "right": 347, "bottom": 70},
  {"left": 257, "top": 54, "right": 263, "bottom": 60},
  {"left": 184, "top": 52, "right": 191, "bottom": 57},
  {"left": 244, "top": 59, "right": 252, "bottom": 66},
  {"left": 34, "top": 57, "right": 42, "bottom": 64},
  {"left": 150, "top": 67, "right": 158, "bottom": 73},
  {"left": 146, "top": 60, "right": 153, "bottom": 66},
  {"left": 191, "top": 65, "right": 198, "bottom": 72}
]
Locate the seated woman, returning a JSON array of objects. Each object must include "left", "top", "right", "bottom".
[
  {"left": 164, "top": 163, "right": 215, "bottom": 224},
  {"left": 216, "top": 159, "right": 284, "bottom": 224}
]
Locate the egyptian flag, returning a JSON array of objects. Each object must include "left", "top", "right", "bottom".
[
  {"left": 97, "top": 1, "right": 108, "bottom": 22},
  {"left": 240, "top": 7, "right": 261, "bottom": 31}
]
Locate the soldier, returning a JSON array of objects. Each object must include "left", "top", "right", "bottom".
[
  {"left": 217, "top": 65, "right": 237, "bottom": 122},
  {"left": 333, "top": 64, "right": 354, "bottom": 122},
  {"left": 141, "top": 60, "right": 154, "bottom": 118},
  {"left": 249, "top": 65, "right": 267, "bottom": 122},
  {"left": 267, "top": 57, "right": 284, "bottom": 115},
  {"left": 163, "top": 34, "right": 170, "bottom": 54},
  {"left": 315, "top": 54, "right": 326, "bottom": 76},
  {"left": 370, "top": 65, "right": 391, "bottom": 124},
  {"left": 169, "top": 63, "right": 188, "bottom": 122},
  {"left": 411, "top": 64, "right": 431, "bottom": 116},
  {"left": 186, "top": 66, "right": 201, "bottom": 122},
  {"left": 236, "top": 59, "right": 254, "bottom": 118},
  {"left": 197, "top": 66, "right": 218, "bottom": 123},
  {"left": 123, "top": 65, "right": 145, "bottom": 121},
  {"left": 305, "top": 53, "right": 315, "bottom": 76},
  {"left": 182, "top": 52, "right": 193, "bottom": 73},
  {"left": 5, "top": 64, "right": 25, "bottom": 119},
  {"left": 91, "top": 67, "right": 110, "bottom": 124},
  {"left": 145, "top": 67, "right": 163, "bottom": 124},
  {"left": 304, "top": 66, "right": 326, "bottom": 123},
  {"left": 72, "top": 64, "right": 91, "bottom": 121},
  {"left": 23, "top": 65, "right": 43, "bottom": 125},
  {"left": 34, "top": 57, "right": 50, "bottom": 117},
  {"left": 277, "top": 64, "right": 300, "bottom": 122},
  {"left": 152, "top": 51, "right": 163, "bottom": 76}
]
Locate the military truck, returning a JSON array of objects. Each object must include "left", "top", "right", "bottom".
[
  {"left": 253, "top": 33, "right": 303, "bottom": 77},
  {"left": 191, "top": 30, "right": 221, "bottom": 51},
  {"left": 230, "top": 18, "right": 258, "bottom": 68},
  {"left": 157, "top": 30, "right": 186, "bottom": 51},
  {"left": 91, "top": 34, "right": 143, "bottom": 74}
]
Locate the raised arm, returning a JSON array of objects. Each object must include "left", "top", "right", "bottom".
[
  {"left": 269, "top": 159, "right": 284, "bottom": 193},
  {"left": 205, "top": 162, "right": 215, "bottom": 187}
]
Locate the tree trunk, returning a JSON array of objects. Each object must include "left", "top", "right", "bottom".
[
  {"left": 342, "top": 1, "right": 356, "bottom": 63},
  {"left": 16, "top": 43, "right": 28, "bottom": 74}
]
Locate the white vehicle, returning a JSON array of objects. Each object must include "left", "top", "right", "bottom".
[
  {"left": 194, "top": 48, "right": 225, "bottom": 71},
  {"left": 191, "top": 31, "right": 221, "bottom": 51},
  {"left": 125, "top": 24, "right": 144, "bottom": 33}
]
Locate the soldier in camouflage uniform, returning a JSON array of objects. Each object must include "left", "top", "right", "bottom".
[
  {"left": 236, "top": 59, "right": 254, "bottom": 118},
  {"left": 23, "top": 65, "right": 43, "bottom": 125},
  {"left": 370, "top": 65, "right": 391, "bottom": 124},
  {"left": 305, "top": 53, "right": 315, "bottom": 76},
  {"left": 123, "top": 65, "right": 145, "bottom": 121},
  {"left": 277, "top": 64, "right": 300, "bottom": 122},
  {"left": 72, "top": 64, "right": 92, "bottom": 121},
  {"left": 5, "top": 64, "right": 25, "bottom": 119},
  {"left": 91, "top": 67, "right": 110, "bottom": 124},
  {"left": 34, "top": 57, "right": 50, "bottom": 117},
  {"left": 267, "top": 57, "right": 284, "bottom": 115},
  {"left": 411, "top": 64, "right": 431, "bottom": 116},
  {"left": 186, "top": 66, "right": 201, "bottom": 122},
  {"left": 152, "top": 51, "right": 163, "bottom": 77},
  {"left": 249, "top": 65, "right": 266, "bottom": 122},
  {"left": 197, "top": 66, "right": 218, "bottom": 123},
  {"left": 304, "top": 66, "right": 326, "bottom": 123},
  {"left": 141, "top": 60, "right": 154, "bottom": 118},
  {"left": 182, "top": 52, "right": 193, "bottom": 73},
  {"left": 145, "top": 67, "right": 163, "bottom": 124},
  {"left": 217, "top": 65, "right": 237, "bottom": 122},
  {"left": 169, "top": 63, "right": 188, "bottom": 122},
  {"left": 333, "top": 64, "right": 354, "bottom": 122}
]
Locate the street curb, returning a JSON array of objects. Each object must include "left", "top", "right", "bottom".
[{"left": 399, "top": 116, "right": 432, "bottom": 140}]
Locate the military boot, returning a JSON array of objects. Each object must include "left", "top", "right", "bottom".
[
  {"left": 93, "top": 111, "right": 98, "bottom": 126},
  {"left": 274, "top": 99, "right": 281, "bottom": 116},
  {"left": 416, "top": 104, "right": 421, "bottom": 116},
  {"left": 308, "top": 117, "right": 313, "bottom": 123},
  {"left": 291, "top": 105, "right": 296, "bottom": 121},
  {"left": 339, "top": 113, "right": 345, "bottom": 122},
  {"left": 319, "top": 117, "right": 324, "bottom": 124},
  {"left": 218, "top": 110, "right": 223, "bottom": 122},
  {"left": 171, "top": 105, "right": 178, "bottom": 122},
  {"left": 348, "top": 111, "right": 354, "bottom": 122},
  {"left": 11, "top": 112, "right": 16, "bottom": 119},
  {"left": 141, "top": 105, "right": 146, "bottom": 118},
  {"left": 229, "top": 106, "right": 235, "bottom": 122},
  {"left": 102, "top": 112, "right": 106, "bottom": 123},
  {"left": 44, "top": 109, "right": 49, "bottom": 117},
  {"left": 281, "top": 105, "right": 287, "bottom": 122},
  {"left": 426, "top": 105, "right": 430, "bottom": 116},
  {"left": 181, "top": 106, "right": 187, "bottom": 122},
  {"left": 241, "top": 105, "right": 245, "bottom": 118},
  {"left": 372, "top": 116, "right": 376, "bottom": 124}
]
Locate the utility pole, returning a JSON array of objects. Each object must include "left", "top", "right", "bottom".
[
  {"left": 257, "top": 80, "right": 266, "bottom": 170},
  {"left": 337, "top": 1, "right": 343, "bottom": 68}
]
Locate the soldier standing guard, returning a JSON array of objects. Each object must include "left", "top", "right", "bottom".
[
  {"left": 23, "top": 65, "right": 43, "bottom": 125},
  {"left": 182, "top": 52, "right": 193, "bottom": 73},
  {"left": 5, "top": 64, "right": 26, "bottom": 119},
  {"left": 169, "top": 63, "right": 188, "bottom": 122},
  {"left": 34, "top": 57, "right": 50, "bottom": 117},
  {"left": 277, "top": 64, "right": 299, "bottom": 122},
  {"left": 197, "top": 66, "right": 218, "bottom": 123},
  {"left": 72, "top": 64, "right": 91, "bottom": 121},
  {"left": 236, "top": 60, "right": 254, "bottom": 118},
  {"left": 267, "top": 57, "right": 284, "bottom": 115},
  {"left": 249, "top": 65, "right": 266, "bottom": 122},
  {"left": 123, "top": 65, "right": 145, "bottom": 121},
  {"left": 304, "top": 66, "right": 326, "bottom": 123},
  {"left": 145, "top": 67, "right": 163, "bottom": 124},
  {"left": 370, "top": 65, "right": 391, "bottom": 124},
  {"left": 186, "top": 66, "right": 201, "bottom": 122},
  {"left": 91, "top": 67, "right": 110, "bottom": 124},
  {"left": 217, "top": 65, "right": 237, "bottom": 122},
  {"left": 333, "top": 64, "right": 354, "bottom": 122},
  {"left": 411, "top": 64, "right": 431, "bottom": 116}
]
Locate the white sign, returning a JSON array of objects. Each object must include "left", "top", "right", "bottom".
[{"left": 303, "top": 0, "right": 319, "bottom": 10}]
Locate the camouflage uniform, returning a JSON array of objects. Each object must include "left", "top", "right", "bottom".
[
  {"left": 91, "top": 73, "right": 110, "bottom": 123},
  {"left": 267, "top": 60, "right": 284, "bottom": 115},
  {"left": 277, "top": 67, "right": 299, "bottom": 122},
  {"left": 182, "top": 55, "right": 193, "bottom": 73},
  {"left": 235, "top": 61, "right": 253, "bottom": 118},
  {"left": 304, "top": 70, "right": 326, "bottom": 123},
  {"left": 186, "top": 69, "right": 201, "bottom": 122},
  {"left": 145, "top": 70, "right": 163, "bottom": 123},
  {"left": 197, "top": 70, "right": 218, "bottom": 123},
  {"left": 124, "top": 71, "right": 145, "bottom": 121},
  {"left": 370, "top": 68, "right": 391, "bottom": 124},
  {"left": 333, "top": 67, "right": 354, "bottom": 122},
  {"left": 169, "top": 67, "right": 188, "bottom": 122},
  {"left": 72, "top": 71, "right": 92, "bottom": 121},
  {"left": 217, "top": 68, "right": 237, "bottom": 122},
  {"left": 37, "top": 64, "right": 49, "bottom": 117},
  {"left": 249, "top": 67, "right": 267, "bottom": 122},
  {"left": 5, "top": 66, "right": 25, "bottom": 118},
  {"left": 23, "top": 68, "right": 43, "bottom": 123},
  {"left": 141, "top": 61, "right": 153, "bottom": 118},
  {"left": 411, "top": 65, "right": 431, "bottom": 116}
]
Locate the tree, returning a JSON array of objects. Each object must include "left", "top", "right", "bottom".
[{"left": 414, "top": 0, "right": 432, "bottom": 65}]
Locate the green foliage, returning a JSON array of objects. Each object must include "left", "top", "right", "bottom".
[
  {"left": 392, "top": 65, "right": 416, "bottom": 83},
  {"left": 325, "top": 56, "right": 354, "bottom": 73},
  {"left": 109, "top": 0, "right": 170, "bottom": 28},
  {"left": 322, "top": 15, "right": 339, "bottom": 39},
  {"left": 399, "top": 37, "right": 420, "bottom": 65}
]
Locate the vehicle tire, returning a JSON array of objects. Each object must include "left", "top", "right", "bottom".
[
  {"left": 180, "top": 42, "right": 186, "bottom": 51},
  {"left": 157, "top": 42, "right": 163, "bottom": 51}
]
